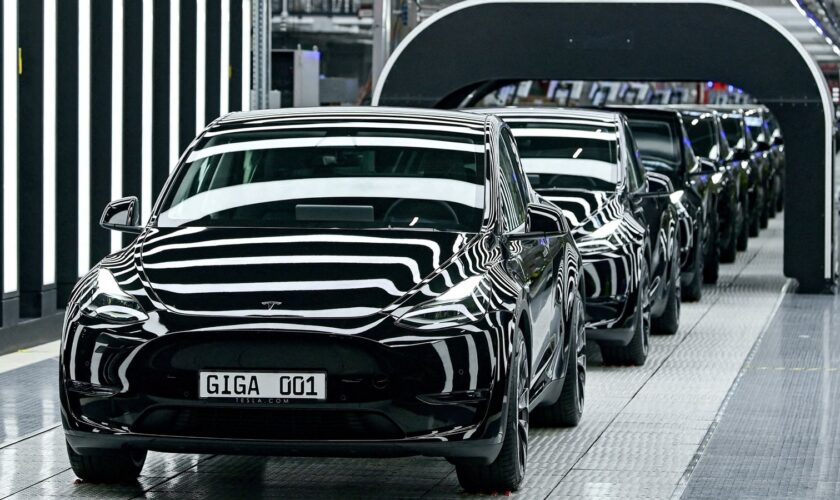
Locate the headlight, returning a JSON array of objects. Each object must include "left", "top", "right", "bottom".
[
  {"left": 80, "top": 269, "right": 148, "bottom": 323},
  {"left": 395, "top": 276, "right": 488, "bottom": 329}
]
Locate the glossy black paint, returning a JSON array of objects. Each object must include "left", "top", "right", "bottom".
[
  {"left": 667, "top": 107, "right": 745, "bottom": 260},
  {"left": 743, "top": 105, "right": 785, "bottom": 218},
  {"left": 60, "top": 108, "right": 584, "bottom": 470},
  {"left": 610, "top": 107, "right": 717, "bottom": 292},
  {"left": 712, "top": 106, "right": 768, "bottom": 234},
  {"left": 474, "top": 108, "right": 679, "bottom": 349}
]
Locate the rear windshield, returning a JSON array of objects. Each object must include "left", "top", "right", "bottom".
[
  {"left": 720, "top": 115, "right": 745, "bottom": 150},
  {"left": 683, "top": 114, "right": 718, "bottom": 160},
  {"left": 626, "top": 119, "right": 680, "bottom": 171},
  {"left": 744, "top": 112, "right": 767, "bottom": 145},
  {"left": 508, "top": 122, "right": 619, "bottom": 191},
  {"left": 156, "top": 127, "right": 486, "bottom": 232}
]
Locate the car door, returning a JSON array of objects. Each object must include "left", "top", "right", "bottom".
[
  {"left": 624, "top": 125, "right": 667, "bottom": 288},
  {"left": 498, "top": 129, "right": 555, "bottom": 379},
  {"left": 682, "top": 123, "right": 711, "bottom": 248}
]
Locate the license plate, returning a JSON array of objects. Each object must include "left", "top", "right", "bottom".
[{"left": 199, "top": 371, "right": 326, "bottom": 400}]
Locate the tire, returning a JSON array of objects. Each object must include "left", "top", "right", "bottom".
[
  {"left": 532, "top": 291, "right": 585, "bottom": 427},
  {"left": 737, "top": 198, "right": 749, "bottom": 251},
  {"left": 776, "top": 189, "right": 784, "bottom": 212},
  {"left": 759, "top": 202, "right": 769, "bottom": 229},
  {"left": 720, "top": 216, "right": 738, "bottom": 263},
  {"left": 66, "top": 440, "right": 146, "bottom": 483},
  {"left": 652, "top": 259, "right": 680, "bottom": 335},
  {"left": 456, "top": 327, "right": 529, "bottom": 493},
  {"left": 703, "top": 215, "right": 720, "bottom": 284},
  {"left": 682, "top": 232, "right": 703, "bottom": 302},
  {"left": 750, "top": 187, "right": 766, "bottom": 238},
  {"left": 749, "top": 210, "right": 760, "bottom": 237},
  {"left": 600, "top": 261, "right": 650, "bottom": 366}
]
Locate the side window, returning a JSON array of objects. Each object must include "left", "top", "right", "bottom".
[
  {"left": 503, "top": 131, "right": 532, "bottom": 203},
  {"left": 498, "top": 135, "right": 527, "bottom": 230},
  {"left": 682, "top": 123, "right": 699, "bottom": 174},
  {"left": 717, "top": 119, "right": 731, "bottom": 160},
  {"left": 623, "top": 128, "right": 644, "bottom": 191}
]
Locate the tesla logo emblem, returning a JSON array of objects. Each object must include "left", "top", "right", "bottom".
[{"left": 261, "top": 301, "right": 283, "bottom": 310}]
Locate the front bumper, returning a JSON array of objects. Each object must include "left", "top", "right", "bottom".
[
  {"left": 60, "top": 313, "right": 511, "bottom": 462},
  {"left": 65, "top": 427, "right": 503, "bottom": 463}
]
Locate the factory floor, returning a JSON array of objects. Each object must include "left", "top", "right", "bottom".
[{"left": 0, "top": 216, "right": 834, "bottom": 499}]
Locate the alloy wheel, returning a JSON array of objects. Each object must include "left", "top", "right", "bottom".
[
  {"left": 515, "top": 335, "right": 530, "bottom": 478},
  {"left": 641, "top": 275, "right": 652, "bottom": 355},
  {"left": 575, "top": 299, "right": 586, "bottom": 413}
]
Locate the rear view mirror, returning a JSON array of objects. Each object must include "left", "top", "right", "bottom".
[{"left": 100, "top": 196, "right": 142, "bottom": 234}]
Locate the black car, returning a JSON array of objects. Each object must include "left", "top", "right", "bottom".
[
  {"left": 670, "top": 107, "right": 744, "bottom": 263},
  {"left": 60, "top": 108, "right": 587, "bottom": 493},
  {"left": 765, "top": 110, "right": 785, "bottom": 213},
  {"left": 743, "top": 105, "right": 784, "bottom": 219},
  {"left": 612, "top": 107, "right": 720, "bottom": 300},
  {"left": 478, "top": 108, "right": 680, "bottom": 366},
  {"left": 715, "top": 106, "right": 767, "bottom": 237}
]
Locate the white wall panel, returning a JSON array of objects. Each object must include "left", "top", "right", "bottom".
[
  {"left": 78, "top": 0, "right": 91, "bottom": 276},
  {"left": 241, "top": 0, "right": 251, "bottom": 111},
  {"left": 195, "top": 0, "right": 206, "bottom": 133},
  {"left": 42, "top": 0, "right": 57, "bottom": 285},
  {"left": 169, "top": 0, "right": 180, "bottom": 169},
  {"left": 219, "top": 0, "right": 230, "bottom": 115},
  {"left": 3, "top": 0, "right": 18, "bottom": 293},
  {"left": 111, "top": 0, "right": 124, "bottom": 252},
  {"left": 141, "top": 0, "right": 154, "bottom": 221}
]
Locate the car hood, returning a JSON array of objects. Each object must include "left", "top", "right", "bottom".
[
  {"left": 537, "top": 189, "right": 618, "bottom": 231},
  {"left": 136, "top": 227, "right": 476, "bottom": 319}
]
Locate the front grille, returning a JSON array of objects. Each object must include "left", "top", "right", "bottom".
[{"left": 133, "top": 407, "right": 405, "bottom": 440}]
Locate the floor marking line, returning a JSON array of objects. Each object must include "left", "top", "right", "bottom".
[
  {"left": 1, "top": 466, "right": 71, "bottom": 500},
  {"left": 0, "top": 423, "right": 61, "bottom": 450},
  {"left": 542, "top": 282, "right": 727, "bottom": 499},
  {"left": 0, "top": 339, "right": 61, "bottom": 375},
  {"left": 669, "top": 277, "right": 793, "bottom": 500},
  {"left": 133, "top": 454, "right": 220, "bottom": 498}
]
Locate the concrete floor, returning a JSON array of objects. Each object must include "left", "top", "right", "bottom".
[{"left": 0, "top": 216, "right": 823, "bottom": 499}]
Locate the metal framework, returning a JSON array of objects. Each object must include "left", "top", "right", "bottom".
[{"left": 372, "top": 0, "right": 836, "bottom": 293}]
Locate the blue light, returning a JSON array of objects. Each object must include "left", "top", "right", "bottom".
[
  {"left": 706, "top": 81, "right": 714, "bottom": 88},
  {"left": 727, "top": 85, "right": 734, "bottom": 93}
]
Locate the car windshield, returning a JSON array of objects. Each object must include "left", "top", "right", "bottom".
[
  {"left": 720, "top": 115, "right": 746, "bottom": 150},
  {"left": 508, "top": 121, "right": 619, "bottom": 191},
  {"left": 156, "top": 127, "right": 486, "bottom": 232},
  {"left": 683, "top": 114, "right": 719, "bottom": 160},
  {"left": 626, "top": 119, "right": 680, "bottom": 172},
  {"left": 744, "top": 112, "right": 767, "bottom": 145}
]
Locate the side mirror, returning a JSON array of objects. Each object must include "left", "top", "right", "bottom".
[
  {"left": 643, "top": 171, "right": 674, "bottom": 194},
  {"left": 756, "top": 141, "right": 771, "bottom": 152},
  {"left": 773, "top": 136, "right": 784, "bottom": 146},
  {"left": 692, "top": 158, "right": 718, "bottom": 175},
  {"left": 507, "top": 203, "right": 567, "bottom": 240},
  {"left": 100, "top": 196, "right": 142, "bottom": 234}
]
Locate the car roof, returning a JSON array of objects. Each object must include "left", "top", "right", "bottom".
[
  {"left": 605, "top": 105, "right": 684, "bottom": 120},
  {"left": 215, "top": 106, "right": 490, "bottom": 130},
  {"left": 469, "top": 106, "right": 621, "bottom": 125}
]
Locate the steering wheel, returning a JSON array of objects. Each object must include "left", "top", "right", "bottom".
[{"left": 383, "top": 199, "right": 460, "bottom": 226}]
